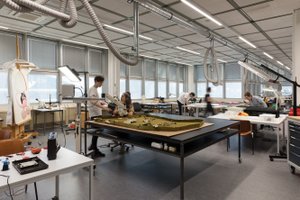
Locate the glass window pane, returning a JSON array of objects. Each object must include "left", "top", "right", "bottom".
[
  {"left": 179, "top": 83, "right": 183, "bottom": 96},
  {"left": 120, "top": 78, "right": 126, "bottom": 97},
  {"left": 208, "top": 82, "right": 223, "bottom": 98},
  {"left": 224, "top": 62, "right": 241, "bottom": 80},
  {"left": 169, "top": 64, "right": 177, "bottom": 81},
  {"left": 178, "top": 67, "right": 184, "bottom": 81},
  {"left": 195, "top": 66, "right": 205, "bottom": 81},
  {"left": 0, "top": 33, "right": 23, "bottom": 64},
  {"left": 129, "top": 79, "right": 142, "bottom": 99},
  {"left": 158, "top": 62, "right": 167, "bottom": 79},
  {"left": 145, "top": 80, "right": 155, "bottom": 98},
  {"left": 120, "top": 63, "right": 127, "bottom": 77},
  {"left": 169, "top": 81, "right": 177, "bottom": 98},
  {"left": 197, "top": 82, "right": 206, "bottom": 98},
  {"left": 28, "top": 73, "right": 57, "bottom": 103},
  {"left": 145, "top": 59, "right": 156, "bottom": 79},
  {"left": 62, "top": 45, "right": 86, "bottom": 72},
  {"left": 129, "top": 60, "right": 142, "bottom": 77},
  {"left": 225, "top": 82, "right": 242, "bottom": 98},
  {"left": 0, "top": 71, "right": 8, "bottom": 104},
  {"left": 89, "top": 49, "right": 102, "bottom": 74},
  {"left": 158, "top": 81, "right": 166, "bottom": 98},
  {"left": 282, "top": 85, "right": 292, "bottom": 96},
  {"left": 29, "top": 38, "right": 57, "bottom": 69}
]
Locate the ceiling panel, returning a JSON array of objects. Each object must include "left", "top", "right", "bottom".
[
  {"left": 171, "top": 3, "right": 205, "bottom": 19},
  {"left": 35, "top": 27, "right": 77, "bottom": 38},
  {"left": 234, "top": 0, "right": 268, "bottom": 7},
  {"left": 214, "top": 28, "right": 237, "bottom": 38},
  {"left": 112, "top": 37, "right": 148, "bottom": 46},
  {"left": 154, "top": 40, "right": 175, "bottom": 48},
  {"left": 155, "top": 48, "right": 181, "bottom": 54},
  {"left": 232, "top": 24, "right": 258, "bottom": 35},
  {"left": 116, "top": 20, "right": 154, "bottom": 33},
  {"left": 79, "top": 6, "right": 124, "bottom": 24},
  {"left": 273, "top": 36, "right": 292, "bottom": 44},
  {"left": 161, "top": 25, "right": 194, "bottom": 36},
  {"left": 216, "top": 11, "right": 248, "bottom": 26},
  {"left": 191, "top": 0, "right": 233, "bottom": 14},
  {"left": 47, "top": 21, "right": 95, "bottom": 34},
  {"left": 256, "top": 15, "right": 293, "bottom": 31},
  {"left": 71, "top": 35, "right": 104, "bottom": 44},
  {"left": 85, "top": 29, "right": 125, "bottom": 40},
  {"left": 195, "top": 18, "right": 220, "bottom": 30},
  {"left": 0, "top": 16, "right": 39, "bottom": 31},
  {"left": 92, "top": 0, "right": 133, "bottom": 17},
  {"left": 139, "top": 43, "right": 166, "bottom": 50},
  {"left": 139, "top": 12, "right": 175, "bottom": 28},
  {"left": 266, "top": 27, "right": 293, "bottom": 38},
  {"left": 143, "top": 30, "right": 174, "bottom": 41},
  {"left": 164, "top": 37, "right": 191, "bottom": 46},
  {"left": 181, "top": 33, "right": 208, "bottom": 43}
]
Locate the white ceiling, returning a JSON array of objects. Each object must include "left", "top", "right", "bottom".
[{"left": 0, "top": 0, "right": 299, "bottom": 70}]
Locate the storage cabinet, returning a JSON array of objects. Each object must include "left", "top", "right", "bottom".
[{"left": 288, "top": 119, "right": 300, "bottom": 174}]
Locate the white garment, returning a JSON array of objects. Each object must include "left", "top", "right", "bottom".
[
  {"left": 177, "top": 92, "right": 190, "bottom": 104},
  {"left": 87, "top": 86, "right": 102, "bottom": 117}
]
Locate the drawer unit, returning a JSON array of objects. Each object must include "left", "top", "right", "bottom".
[{"left": 288, "top": 119, "right": 300, "bottom": 174}]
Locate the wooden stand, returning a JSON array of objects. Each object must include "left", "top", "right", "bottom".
[{"left": 7, "top": 123, "right": 38, "bottom": 143}]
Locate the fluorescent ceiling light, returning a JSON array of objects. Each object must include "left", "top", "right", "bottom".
[
  {"left": 103, "top": 24, "right": 153, "bottom": 41},
  {"left": 181, "top": 0, "right": 222, "bottom": 26},
  {"left": 0, "top": 25, "right": 9, "bottom": 30},
  {"left": 238, "top": 36, "right": 256, "bottom": 48},
  {"left": 62, "top": 39, "right": 108, "bottom": 49},
  {"left": 58, "top": 65, "right": 81, "bottom": 82},
  {"left": 176, "top": 46, "right": 200, "bottom": 55},
  {"left": 277, "top": 61, "right": 284, "bottom": 66},
  {"left": 175, "top": 61, "right": 192, "bottom": 66},
  {"left": 238, "top": 61, "right": 270, "bottom": 81},
  {"left": 263, "top": 52, "right": 273, "bottom": 59},
  {"left": 285, "top": 66, "right": 291, "bottom": 70},
  {"left": 217, "top": 59, "right": 227, "bottom": 63},
  {"left": 140, "top": 54, "right": 160, "bottom": 60}
]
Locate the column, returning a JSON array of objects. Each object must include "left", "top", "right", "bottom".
[
  {"left": 107, "top": 50, "right": 120, "bottom": 96},
  {"left": 292, "top": 9, "right": 300, "bottom": 101}
]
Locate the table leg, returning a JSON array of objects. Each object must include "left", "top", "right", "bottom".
[
  {"left": 55, "top": 175, "right": 59, "bottom": 198},
  {"left": 89, "top": 165, "right": 94, "bottom": 200},
  {"left": 180, "top": 143, "right": 184, "bottom": 200},
  {"left": 238, "top": 124, "right": 241, "bottom": 163},
  {"left": 43, "top": 112, "right": 46, "bottom": 135}
]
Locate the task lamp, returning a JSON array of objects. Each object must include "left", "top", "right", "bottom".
[
  {"left": 238, "top": 61, "right": 270, "bottom": 81},
  {"left": 58, "top": 65, "right": 81, "bottom": 82}
]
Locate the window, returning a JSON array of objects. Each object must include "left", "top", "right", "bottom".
[
  {"left": 120, "top": 78, "right": 126, "bottom": 97},
  {"left": 158, "top": 81, "right": 166, "bottom": 98},
  {"left": 0, "top": 71, "right": 8, "bottom": 104},
  {"left": 195, "top": 65, "right": 205, "bottom": 81},
  {"left": 169, "top": 81, "right": 177, "bottom": 98},
  {"left": 0, "top": 33, "right": 23, "bottom": 64},
  {"left": 129, "top": 60, "right": 142, "bottom": 77},
  {"left": 89, "top": 49, "right": 103, "bottom": 74},
  {"left": 145, "top": 59, "right": 156, "bottom": 79},
  {"left": 145, "top": 80, "right": 155, "bottom": 98},
  {"left": 197, "top": 82, "right": 206, "bottom": 98},
  {"left": 178, "top": 66, "right": 184, "bottom": 81},
  {"left": 62, "top": 44, "right": 86, "bottom": 72},
  {"left": 208, "top": 83, "right": 223, "bottom": 98},
  {"left": 169, "top": 64, "right": 177, "bottom": 81},
  {"left": 28, "top": 38, "right": 57, "bottom": 69},
  {"left": 179, "top": 83, "right": 183, "bottom": 96},
  {"left": 28, "top": 72, "right": 57, "bottom": 103},
  {"left": 282, "top": 85, "right": 292, "bottom": 96},
  {"left": 158, "top": 62, "right": 167, "bottom": 79},
  {"left": 129, "top": 79, "right": 142, "bottom": 99},
  {"left": 225, "top": 82, "right": 242, "bottom": 98}
]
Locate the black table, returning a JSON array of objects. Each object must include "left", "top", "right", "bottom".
[{"left": 86, "top": 113, "right": 241, "bottom": 200}]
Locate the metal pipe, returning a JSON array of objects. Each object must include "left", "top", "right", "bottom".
[{"left": 132, "top": 2, "right": 139, "bottom": 56}]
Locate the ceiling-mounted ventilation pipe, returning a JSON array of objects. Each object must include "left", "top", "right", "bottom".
[
  {"left": 3, "top": 0, "right": 139, "bottom": 65},
  {"left": 132, "top": 1, "right": 139, "bottom": 57}
]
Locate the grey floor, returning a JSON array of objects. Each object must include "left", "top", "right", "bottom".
[{"left": 1, "top": 128, "right": 300, "bottom": 200}]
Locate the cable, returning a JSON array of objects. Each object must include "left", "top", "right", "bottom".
[{"left": 0, "top": 174, "right": 13, "bottom": 200}]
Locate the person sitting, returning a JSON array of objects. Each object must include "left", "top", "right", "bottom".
[
  {"left": 244, "top": 92, "right": 267, "bottom": 108},
  {"left": 113, "top": 92, "right": 134, "bottom": 117}
]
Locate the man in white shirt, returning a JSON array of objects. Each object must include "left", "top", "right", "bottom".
[
  {"left": 177, "top": 92, "right": 196, "bottom": 115},
  {"left": 88, "top": 76, "right": 111, "bottom": 157}
]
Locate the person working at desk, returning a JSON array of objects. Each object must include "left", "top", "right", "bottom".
[
  {"left": 177, "top": 92, "right": 196, "bottom": 115},
  {"left": 113, "top": 92, "right": 134, "bottom": 117},
  {"left": 244, "top": 92, "right": 267, "bottom": 108},
  {"left": 88, "top": 76, "right": 111, "bottom": 157},
  {"left": 204, "top": 87, "right": 215, "bottom": 116}
]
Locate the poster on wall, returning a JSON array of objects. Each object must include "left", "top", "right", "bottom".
[{"left": 9, "top": 67, "right": 31, "bottom": 125}]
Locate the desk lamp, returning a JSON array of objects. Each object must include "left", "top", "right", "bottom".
[{"left": 58, "top": 65, "right": 81, "bottom": 82}]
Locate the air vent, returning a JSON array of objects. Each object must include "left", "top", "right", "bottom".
[{"left": 14, "top": 12, "right": 46, "bottom": 23}]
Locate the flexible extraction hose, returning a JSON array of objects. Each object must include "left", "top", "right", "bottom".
[
  {"left": 203, "top": 39, "right": 220, "bottom": 85},
  {"left": 2, "top": 0, "right": 139, "bottom": 66}
]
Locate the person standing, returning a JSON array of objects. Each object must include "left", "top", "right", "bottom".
[
  {"left": 177, "top": 92, "right": 196, "bottom": 115},
  {"left": 88, "top": 76, "right": 111, "bottom": 157},
  {"left": 244, "top": 92, "right": 267, "bottom": 108},
  {"left": 204, "top": 87, "right": 215, "bottom": 116}
]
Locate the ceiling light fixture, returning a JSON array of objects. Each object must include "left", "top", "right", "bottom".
[
  {"left": 62, "top": 39, "right": 108, "bottom": 49},
  {"left": 175, "top": 61, "right": 192, "bottom": 66},
  {"left": 181, "top": 0, "right": 222, "bottom": 26},
  {"left": 285, "top": 66, "right": 291, "bottom": 70},
  {"left": 238, "top": 36, "right": 256, "bottom": 48},
  {"left": 277, "top": 61, "right": 284, "bottom": 66},
  {"left": 140, "top": 54, "right": 160, "bottom": 60},
  {"left": 103, "top": 24, "right": 153, "bottom": 41},
  {"left": 217, "top": 59, "right": 227, "bottom": 63},
  {"left": 176, "top": 46, "right": 201, "bottom": 55},
  {"left": 263, "top": 52, "right": 273, "bottom": 59},
  {"left": 0, "top": 25, "right": 9, "bottom": 30}
]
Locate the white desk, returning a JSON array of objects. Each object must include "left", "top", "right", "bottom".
[
  {"left": 210, "top": 113, "right": 288, "bottom": 155},
  {"left": 184, "top": 103, "right": 227, "bottom": 116},
  {"left": 0, "top": 147, "right": 94, "bottom": 200}
]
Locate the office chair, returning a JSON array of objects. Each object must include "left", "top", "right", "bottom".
[
  {"left": 0, "top": 129, "right": 39, "bottom": 200},
  {"left": 227, "top": 120, "right": 254, "bottom": 155}
]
